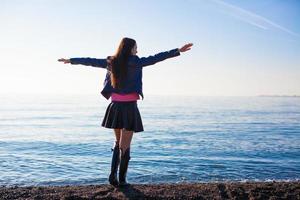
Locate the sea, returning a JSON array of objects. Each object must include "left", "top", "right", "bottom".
[{"left": 0, "top": 94, "right": 299, "bottom": 186}]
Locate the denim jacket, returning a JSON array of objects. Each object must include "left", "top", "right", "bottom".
[{"left": 70, "top": 48, "right": 181, "bottom": 99}]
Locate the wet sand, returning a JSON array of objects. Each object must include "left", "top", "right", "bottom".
[{"left": 0, "top": 181, "right": 299, "bottom": 200}]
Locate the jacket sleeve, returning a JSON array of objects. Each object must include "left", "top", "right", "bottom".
[
  {"left": 129, "top": 48, "right": 180, "bottom": 67},
  {"left": 69, "top": 57, "right": 108, "bottom": 68}
]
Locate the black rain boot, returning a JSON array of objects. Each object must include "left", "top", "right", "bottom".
[
  {"left": 118, "top": 147, "right": 131, "bottom": 187},
  {"left": 108, "top": 142, "right": 120, "bottom": 186}
]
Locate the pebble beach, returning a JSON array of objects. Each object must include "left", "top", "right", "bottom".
[{"left": 1, "top": 181, "right": 299, "bottom": 200}]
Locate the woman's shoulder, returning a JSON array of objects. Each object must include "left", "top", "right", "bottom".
[{"left": 127, "top": 55, "right": 140, "bottom": 67}]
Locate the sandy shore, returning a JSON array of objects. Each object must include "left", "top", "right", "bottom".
[{"left": 0, "top": 181, "right": 299, "bottom": 200}]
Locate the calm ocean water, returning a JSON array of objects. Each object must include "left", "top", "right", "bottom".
[{"left": 0, "top": 94, "right": 299, "bottom": 186}]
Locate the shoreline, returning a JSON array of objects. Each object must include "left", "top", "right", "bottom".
[{"left": 1, "top": 181, "right": 299, "bottom": 200}]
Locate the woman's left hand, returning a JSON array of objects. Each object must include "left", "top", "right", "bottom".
[{"left": 58, "top": 58, "right": 71, "bottom": 64}]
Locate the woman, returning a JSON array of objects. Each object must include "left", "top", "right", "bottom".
[{"left": 58, "top": 38, "right": 193, "bottom": 187}]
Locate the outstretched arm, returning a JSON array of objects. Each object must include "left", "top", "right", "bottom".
[
  {"left": 58, "top": 57, "right": 108, "bottom": 68},
  {"left": 129, "top": 43, "right": 193, "bottom": 68}
]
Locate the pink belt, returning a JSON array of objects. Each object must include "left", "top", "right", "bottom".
[{"left": 111, "top": 92, "right": 140, "bottom": 102}]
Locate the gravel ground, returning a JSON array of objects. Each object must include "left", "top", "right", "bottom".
[{"left": 0, "top": 181, "right": 299, "bottom": 200}]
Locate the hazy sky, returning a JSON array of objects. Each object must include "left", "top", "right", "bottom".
[{"left": 1, "top": 0, "right": 299, "bottom": 96}]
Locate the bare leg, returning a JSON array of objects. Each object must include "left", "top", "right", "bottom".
[
  {"left": 119, "top": 128, "right": 134, "bottom": 154},
  {"left": 113, "top": 129, "right": 121, "bottom": 146}
]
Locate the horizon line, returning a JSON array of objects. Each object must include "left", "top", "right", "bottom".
[{"left": 0, "top": 92, "right": 299, "bottom": 97}]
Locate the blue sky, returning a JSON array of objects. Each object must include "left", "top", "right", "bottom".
[{"left": 0, "top": 0, "right": 299, "bottom": 96}]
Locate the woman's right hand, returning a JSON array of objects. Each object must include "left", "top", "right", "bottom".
[
  {"left": 179, "top": 43, "right": 193, "bottom": 53},
  {"left": 58, "top": 58, "right": 71, "bottom": 64}
]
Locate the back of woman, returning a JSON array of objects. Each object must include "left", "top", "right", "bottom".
[{"left": 58, "top": 37, "right": 193, "bottom": 187}]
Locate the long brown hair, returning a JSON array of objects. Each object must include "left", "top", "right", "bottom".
[{"left": 109, "top": 37, "right": 136, "bottom": 89}]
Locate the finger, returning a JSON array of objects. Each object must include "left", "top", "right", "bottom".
[{"left": 182, "top": 48, "right": 191, "bottom": 52}]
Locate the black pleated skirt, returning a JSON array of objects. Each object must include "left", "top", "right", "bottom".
[{"left": 101, "top": 101, "right": 144, "bottom": 133}]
